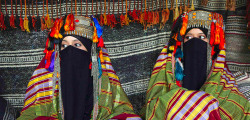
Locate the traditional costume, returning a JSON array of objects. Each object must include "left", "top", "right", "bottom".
[
  {"left": 141, "top": 10, "right": 250, "bottom": 120},
  {"left": 18, "top": 15, "right": 141, "bottom": 120}
]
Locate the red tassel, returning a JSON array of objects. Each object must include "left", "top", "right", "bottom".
[
  {"left": 107, "top": 14, "right": 112, "bottom": 27},
  {"left": 120, "top": 14, "right": 125, "bottom": 27},
  {"left": 209, "top": 22, "right": 215, "bottom": 46},
  {"left": 19, "top": 17, "right": 25, "bottom": 31},
  {"left": 97, "top": 36, "right": 104, "bottom": 47},
  {"left": 10, "top": 14, "right": 16, "bottom": 28},
  {"left": 32, "top": 16, "right": 37, "bottom": 31},
  {"left": 130, "top": 9, "right": 139, "bottom": 22},
  {"left": 0, "top": 12, "right": 6, "bottom": 30},
  {"left": 99, "top": 14, "right": 104, "bottom": 26},
  {"left": 64, "top": 14, "right": 75, "bottom": 31},
  {"left": 110, "top": 14, "right": 117, "bottom": 28},
  {"left": 214, "top": 22, "right": 220, "bottom": 45},
  {"left": 45, "top": 51, "right": 52, "bottom": 69},
  {"left": 176, "top": 80, "right": 181, "bottom": 87}
]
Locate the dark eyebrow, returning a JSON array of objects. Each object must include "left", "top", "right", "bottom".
[
  {"left": 73, "top": 39, "right": 80, "bottom": 41},
  {"left": 199, "top": 33, "right": 205, "bottom": 34},
  {"left": 62, "top": 40, "right": 68, "bottom": 42}
]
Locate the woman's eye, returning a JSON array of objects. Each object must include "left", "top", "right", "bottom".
[
  {"left": 74, "top": 43, "right": 81, "bottom": 47},
  {"left": 62, "top": 44, "right": 68, "bottom": 48},
  {"left": 185, "top": 36, "right": 192, "bottom": 40},
  {"left": 200, "top": 36, "right": 206, "bottom": 39}
]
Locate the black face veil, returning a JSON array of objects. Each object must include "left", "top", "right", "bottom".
[
  {"left": 182, "top": 28, "right": 209, "bottom": 90},
  {"left": 60, "top": 35, "right": 93, "bottom": 120}
]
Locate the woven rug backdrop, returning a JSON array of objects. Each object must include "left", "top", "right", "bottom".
[{"left": 0, "top": 0, "right": 249, "bottom": 115}]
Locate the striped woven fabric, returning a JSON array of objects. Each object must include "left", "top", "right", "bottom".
[
  {"left": 141, "top": 44, "right": 250, "bottom": 120},
  {"left": 17, "top": 47, "right": 141, "bottom": 120}
]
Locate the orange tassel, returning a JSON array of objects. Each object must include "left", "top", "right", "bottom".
[
  {"left": 92, "top": 27, "right": 98, "bottom": 43},
  {"left": 152, "top": 11, "right": 159, "bottom": 25},
  {"left": 45, "top": 13, "right": 54, "bottom": 29},
  {"left": 124, "top": 14, "right": 130, "bottom": 26},
  {"left": 19, "top": 17, "right": 25, "bottom": 31},
  {"left": 41, "top": 17, "right": 46, "bottom": 31},
  {"left": 103, "top": 13, "right": 108, "bottom": 25},
  {"left": 10, "top": 14, "right": 16, "bottom": 28},
  {"left": 0, "top": 12, "right": 6, "bottom": 30},
  {"left": 180, "top": 15, "right": 188, "bottom": 36},
  {"left": 139, "top": 12, "right": 145, "bottom": 24},
  {"left": 64, "top": 14, "right": 75, "bottom": 31},
  {"left": 50, "top": 18, "right": 63, "bottom": 39},
  {"left": 99, "top": 49, "right": 104, "bottom": 63},
  {"left": 24, "top": 17, "right": 30, "bottom": 32},
  {"left": 160, "top": 9, "right": 170, "bottom": 29}
]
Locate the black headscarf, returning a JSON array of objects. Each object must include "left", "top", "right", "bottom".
[
  {"left": 60, "top": 35, "right": 93, "bottom": 120},
  {"left": 182, "top": 27, "right": 208, "bottom": 90}
]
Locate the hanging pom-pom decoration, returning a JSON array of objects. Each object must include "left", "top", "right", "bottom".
[
  {"left": 160, "top": 0, "right": 170, "bottom": 29},
  {"left": 174, "top": 47, "right": 184, "bottom": 82},
  {"left": 10, "top": 0, "right": 16, "bottom": 28},
  {"left": 103, "top": 0, "right": 108, "bottom": 25},
  {"left": 99, "top": 14, "right": 104, "bottom": 26},
  {"left": 175, "top": 59, "right": 184, "bottom": 81},
  {"left": 93, "top": 17, "right": 103, "bottom": 37},
  {"left": 190, "top": 0, "right": 195, "bottom": 11},
  {"left": 99, "top": 49, "right": 104, "bottom": 63},
  {"left": 23, "top": 0, "right": 30, "bottom": 32},
  {"left": 64, "top": 14, "right": 75, "bottom": 31},
  {"left": 173, "top": 0, "right": 179, "bottom": 21},
  {"left": 45, "top": 14, "right": 54, "bottom": 29},
  {"left": 10, "top": 15, "right": 16, "bottom": 28},
  {"left": 93, "top": 27, "right": 98, "bottom": 43},
  {"left": 124, "top": 0, "right": 131, "bottom": 26},
  {"left": 180, "top": 14, "right": 188, "bottom": 36},
  {"left": 130, "top": 9, "right": 139, "bottom": 22},
  {"left": 97, "top": 36, "right": 104, "bottom": 47},
  {"left": 106, "top": 0, "right": 111, "bottom": 26},
  {"left": 214, "top": 22, "right": 220, "bottom": 45},
  {"left": 0, "top": 0, "right": 6, "bottom": 30},
  {"left": 32, "top": 16, "right": 37, "bottom": 30},
  {"left": 44, "top": 0, "right": 53, "bottom": 29},
  {"left": 110, "top": 14, "right": 117, "bottom": 28},
  {"left": 24, "top": 18, "right": 30, "bottom": 32},
  {"left": 209, "top": 20, "right": 215, "bottom": 46},
  {"left": 0, "top": 12, "right": 6, "bottom": 30},
  {"left": 50, "top": 18, "right": 63, "bottom": 39},
  {"left": 120, "top": 14, "right": 125, "bottom": 27}
]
